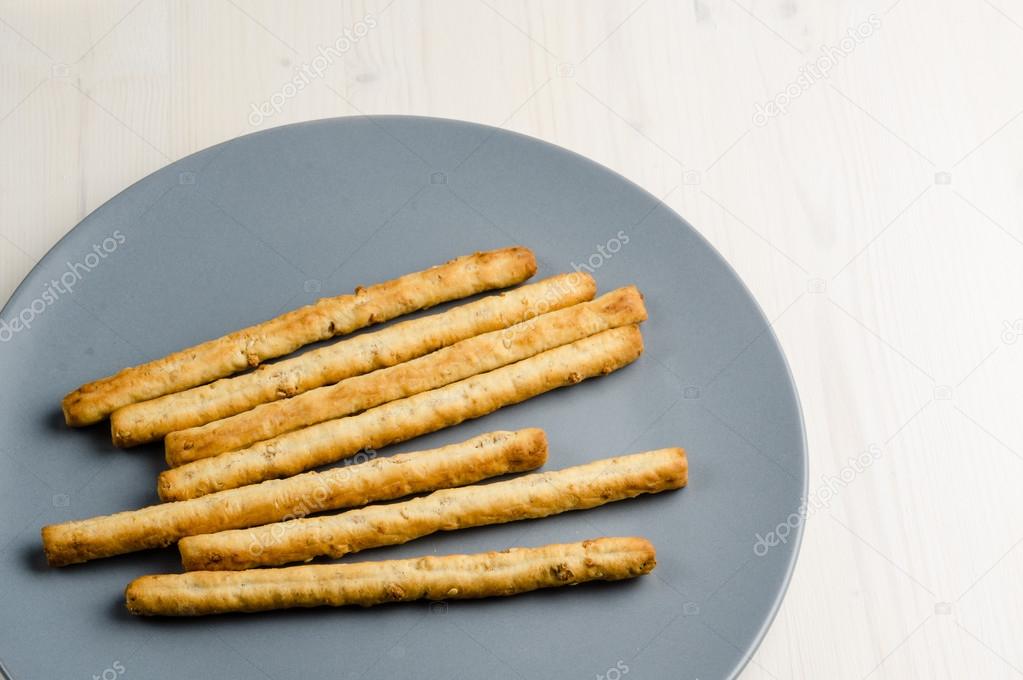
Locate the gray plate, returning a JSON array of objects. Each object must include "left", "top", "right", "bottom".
[{"left": 0, "top": 117, "right": 806, "bottom": 680}]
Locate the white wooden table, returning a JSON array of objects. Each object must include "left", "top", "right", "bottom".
[{"left": 3, "top": 2, "right": 1022, "bottom": 677}]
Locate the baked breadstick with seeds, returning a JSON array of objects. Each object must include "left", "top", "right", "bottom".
[
  {"left": 158, "top": 325, "right": 643, "bottom": 501},
  {"left": 127, "top": 537, "right": 656, "bottom": 616},
  {"left": 166, "top": 286, "right": 645, "bottom": 465},
  {"left": 180, "top": 447, "right": 685, "bottom": 570},
  {"left": 112, "top": 272, "right": 594, "bottom": 447},
  {"left": 41, "top": 430, "right": 545, "bottom": 567},
  {"left": 62, "top": 247, "right": 536, "bottom": 426}
]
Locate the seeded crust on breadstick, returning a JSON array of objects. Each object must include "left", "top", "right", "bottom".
[
  {"left": 180, "top": 447, "right": 686, "bottom": 570},
  {"left": 62, "top": 247, "right": 536, "bottom": 427},
  {"left": 166, "top": 286, "right": 645, "bottom": 466},
  {"left": 111, "top": 272, "right": 594, "bottom": 447},
  {"left": 40, "top": 430, "right": 545, "bottom": 567},
  {"left": 158, "top": 325, "right": 643, "bottom": 501},
  {"left": 127, "top": 537, "right": 656, "bottom": 616}
]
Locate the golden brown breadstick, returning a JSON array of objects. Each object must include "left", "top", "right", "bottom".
[
  {"left": 40, "top": 430, "right": 546, "bottom": 567},
  {"left": 180, "top": 447, "right": 686, "bottom": 570},
  {"left": 158, "top": 325, "right": 643, "bottom": 501},
  {"left": 166, "top": 286, "right": 646, "bottom": 465},
  {"left": 111, "top": 272, "right": 594, "bottom": 447},
  {"left": 62, "top": 247, "right": 536, "bottom": 426},
  {"left": 127, "top": 537, "right": 656, "bottom": 616}
]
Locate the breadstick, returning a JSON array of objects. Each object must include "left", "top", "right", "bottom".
[
  {"left": 127, "top": 537, "right": 656, "bottom": 616},
  {"left": 180, "top": 447, "right": 686, "bottom": 570},
  {"left": 40, "top": 429, "right": 545, "bottom": 567},
  {"left": 111, "top": 271, "right": 594, "bottom": 447},
  {"left": 158, "top": 325, "right": 643, "bottom": 501},
  {"left": 166, "top": 286, "right": 646, "bottom": 465},
  {"left": 62, "top": 247, "right": 536, "bottom": 426}
]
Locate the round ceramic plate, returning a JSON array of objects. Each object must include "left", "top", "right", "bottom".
[{"left": 0, "top": 117, "right": 805, "bottom": 680}]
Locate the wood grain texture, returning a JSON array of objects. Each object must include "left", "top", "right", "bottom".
[{"left": 3, "top": 1, "right": 1023, "bottom": 676}]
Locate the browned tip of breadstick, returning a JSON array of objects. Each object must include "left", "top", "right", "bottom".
[
  {"left": 40, "top": 525, "right": 66, "bottom": 568},
  {"left": 604, "top": 285, "right": 647, "bottom": 322},
  {"left": 126, "top": 536, "right": 655, "bottom": 616},
  {"left": 501, "top": 245, "right": 537, "bottom": 276},
  {"left": 676, "top": 447, "right": 689, "bottom": 485}
]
